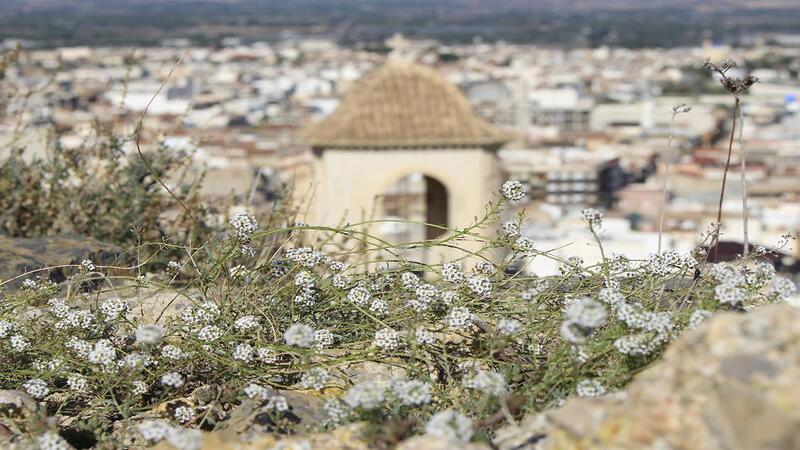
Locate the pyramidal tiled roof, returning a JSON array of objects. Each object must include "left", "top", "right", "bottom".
[{"left": 302, "top": 60, "right": 512, "bottom": 149}]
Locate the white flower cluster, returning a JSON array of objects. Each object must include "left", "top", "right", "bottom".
[
  {"left": 391, "top": 379, "right": 432, "bottom": 406},
  {"left": 173, "top": 405, "right": 195, "bottom": 423},
  {"left": 646, "top": 250, "right": 697, "bottom": 276},
  {"left": 687, "top": 309, "right": 713, "bottom": 329},
  {"left": 467, "top": 274, "right": 492, "bottom": 298},
  {"left": 401, "top": 271, "right": 420, "bottom": 290},
  {"left": 581, "top": 208, "right": 604, "bottom": 227},
  {"left": 501, "top": 221, "right": 520, "bottom": 237},
  {"left": 314, "top": 329, "right": 335, "bottom": 349},
  {"left": 301, "top": 368, "right": 329, "bottom": 391},
  {"left": 374, "top": 328, "right": 401, "bottom": 350},
  {"left": 425, "top": 409, "right": 474, "bottom": 443},
  {"left": 323, "top": 398, "right": 351, "bottom": 424},
  {"left": 446, "top": 306, "right": 474, "bottom": 330},
  {"left": 462, "top": 369, "right": 507, "bottom": 396},
  {"left": 496, "top": 318, "right": 522, "bottom": 336},
  {"left": 54, "top": 309, "right": 94, "bottom": 330},
  {"left": 565, "top": 298, "right": 608, "bottom": 328},
  {"left": 407, "top": 282, "right": 438, "bottom": 312},
  {"left": 161, "top": 372, "right": 184, "bottom": 388},
  {"left": 197, "top": 325, "right": 223, "bottom": 342},
  {"left": 343, "top": 382, "right": 385, "bottom": 410},
  {"left": 284, "top": 323, "right": 316, "bottom": 348},
  {"left": 37, "top": 431, "right": 71, "bottom": 450},
  {"left": 181, "top": 303, "right": 220, "bottom": 325},
  {"left": 286, "top": 247, "right": 326, "bottom": 268},
  {"left": 229, "top": 213, "right": 259, "bottom": 241},
  {"left": 347, "top": 285, "right": 371, "bottom": 306},
  {"left": 501, "top": 180, "right": 527, "bottom": 201},
  {"left": 515, "top": 236, "right": 536, "bottom": 255},
  {"left": 135, "top": 324, "right": 165, "bottom": 345},
  {"left": 576, "top": 379, "right": 606, "bottom": 397},
  {"left": 100, "top": 297, "right": 128, "bottom": 321},
  {"left": 234, "top": 315, "right": 260, "bottom": 331},
  {"left": 415, "top": 327, "right": 438, "bottom": 346},
  {"left": 769, "top": 276, "right": 797, "bottom": 300},
  {"left": 441, "top": 262, "right": 465, "bottom": 284},
  {"left": 87, "top": 339, "right": 117, "bottom": 367},
  {"left": 80, "top": 259, "right": 96, "bottom": 272},
  {"left": 67, "top": 374, "right": 88, "bottom": 392},
  {"left": 233, "top": 343, "right": 254, "bottom": 363},
  {"left": 138, "top": 421, "right": 202, "bottom": 450},
  {"left": 23, "top": 378, "right": 49, "bottom": 399}
]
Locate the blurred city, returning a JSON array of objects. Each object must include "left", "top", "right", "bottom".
[{"left": 2, "top": 0, "right": 800, "bottom": 277}]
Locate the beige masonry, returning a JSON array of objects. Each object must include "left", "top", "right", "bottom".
[{"left": 298, "top": 60, "right": 512, "bottom": 264}]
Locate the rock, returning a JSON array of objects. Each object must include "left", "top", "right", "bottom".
[
  {"left": 396, "top": 435, "right": 491, "bottom": 450},
  {"left": 0, "top": 390, "right": 45, "bottom": 428},
  {"left": 126, "top": 289, "right": 197, "bottom": 325},
  {"left": 494, "top": 304, "right": 800, "bottom": 450},
  {"left": 0, "top": 235, "right": 124, "bottom": 288},
  {"left": 153, "top": 423, "right": 369, "bottom": 450},
  {"left": 226, "top": 389, "right": 326, "bottom": 434}
]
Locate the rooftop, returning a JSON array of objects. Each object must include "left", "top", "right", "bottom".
[{"left": 302, "top": 60, "right": 512, "bottom": 149}]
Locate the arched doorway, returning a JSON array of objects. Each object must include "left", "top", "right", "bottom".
[{"left": 380, "top": 173, "right": 449, "bottom": 243}]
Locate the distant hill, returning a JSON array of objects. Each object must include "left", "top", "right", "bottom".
[{"left": 2, "top": 0, "right": 800, "bottom": 48}]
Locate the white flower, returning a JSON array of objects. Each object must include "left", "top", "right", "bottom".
[
  {"left": 138, "top": 420, "right": 173, "bottom": 442},
  {"left": 161, "top": 344, "right": 185, "bottom": 360},
  {"left": 441, "top": 262, "right": 465, "bottom": 284},
  {"left": 769, "top": 276, "right": 797, "bottom": 300},
  {"left": 715, "top": 284, "right": 746, "bottom": 305},
  {"left": 23, "top": 378, "right": 49, "bottom": 399},
  {"left": 497, "top": 318, "right": 522, "bottom": 335},
  {"left": 87, "top": 339, "right": 117, "bottom": 367},
  {"left": 284, "top": 323, "right": 315, "bottom": 348},
  {"left": 100, "top": 297, "right": 128, "bottom": 321},
  {"left": 10, "top": 334, "right": 30, "bottom": 352},
  {"left": 688, "top": 309, "right": 713, "bottom": 329},
  {"left": 392, "top": 379, "right": 432, "bottom": 406},
  {"left": 401, "top": 271, "right": 420, "bottom": 290},
  {"left": 230, "top": 213, "right": 259, "bottom": 241},
  {"left": 244, "top": 383, "right": 270, "bottom": 400},
  {"left": 501, "top": 180, "right": 527, "bottom": 201},
  {"left": 234, "top": 315, "right": 260, "bottom": 331},
  {"left": 135, "top": 324, "right": 165, "bottom": 345},
  {"left": 173, "top": 405, "right": 195, "bottom": 423},
  {"left": 266, "top": 395, "right": 289, "bottom": 411},
  {"left": 132, "top": 380, "right": 149, "bottom": 395},
  {"left": 501, "top": 221, "right": 520, "bottom": 237},
  {"left": 256, "top": 347, "right": 277, "bottom": 364},
  {"left": 233, "top": 343, "right": 254, "bottom": 363},
  {"left": 462, "top": 369, "right": 506, "bottom": 396},
  {"left": 576, "top": 379, "right": 606, "bottom": 397},
  {"left": 581, "top": 208, "right": 603, "bottom": 227},
  {"left": 197, "top": 325, "right": 223, "bottom": 342},
  {"left": 301, "top": 368, "right": 329, "bottom": 391},
  {"left": 37, "top": 431, "right": 71, "bottom": 450},
  {"left": 343, "top": 382, "right": 385, "bottom": 410},
  {"left": 467, "top": 275, "right": 492, "bottom": 298},
  {"left": 67, "top": 374, "right": 88, "bottom": 392},
  {"left": 425, "top": 409, "right": 474, "bottom": 443},
  {"left": 323, "top": 399, "right": 351, "bottom": 424},
  {"left": 447, "top": 306, "right": 474, "bottom": 330},
  {"left": 415, "top": 328, "right": 437, "bottom": 346},
  {"left": 347, "top": 286, "right": 371, "bottom": 306},
  {"left": 374, "top": 328, "right": 400, "bottom": 350},
  {"left": 314, "top": 329, "right": 334, "bottom": 349},
  {"left": 165, "top": 428, "right": 203, "bottom": 450},
  {"left": 0, "top": 319, "right": 14, "bottom": 338},
  {"left": 161, "top": 372, "right": 184, "bottom": 388},
  {"left": 565, "top": 298, "right": 607, "bottom": 328}
]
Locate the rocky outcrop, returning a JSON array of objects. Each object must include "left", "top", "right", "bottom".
[
  {"left": 495, "top": 304, "right": 800, "bottom": 450},
  {"left": 0, "top": 235, "right": 123, "bottom": 287}
]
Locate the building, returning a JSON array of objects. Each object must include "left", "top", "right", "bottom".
[{"left": 299, "top": 60, "right": 512, "bottom": 263}]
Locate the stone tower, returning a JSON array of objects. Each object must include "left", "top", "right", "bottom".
[{"left": 300, "top": 60, "right": 511, "bottom": 263}]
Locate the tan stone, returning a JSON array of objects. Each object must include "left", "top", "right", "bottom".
[{"left": 495, "top": 304, "right": 800, "bottom": 450}]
